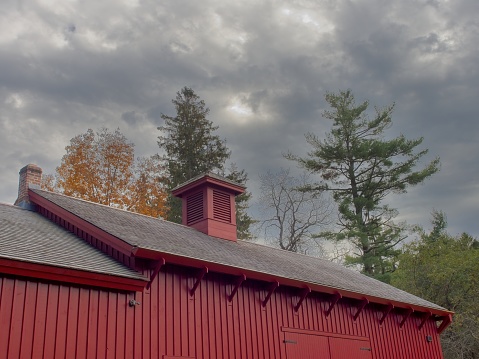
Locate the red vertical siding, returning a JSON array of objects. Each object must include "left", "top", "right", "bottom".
[{"left": 0, "top": 265, "right": 445, "bottom": 359}]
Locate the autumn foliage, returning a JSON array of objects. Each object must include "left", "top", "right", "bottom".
[
  {"left": 127, "top": 155, "right": 169, "bottom": 218},
  {"left": 44, "top": 128, "right": 168, "bottom": 218}
]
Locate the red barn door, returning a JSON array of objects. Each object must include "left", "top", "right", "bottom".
[
  {"left": 329, "top": 337, "right": 372, "bottom": 359},
  {"left": 284, "top": 332, "right": 330, "bottom": 358},
  {"left": 284, "top": 331, "right": 372, "bottom": 359}
]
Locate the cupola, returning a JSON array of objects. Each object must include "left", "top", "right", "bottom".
[{"left": 171, "top": 173, "right": 245, "bottom": 241}]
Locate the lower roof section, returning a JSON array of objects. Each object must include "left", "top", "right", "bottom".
[{"left": 0, "top": 203, "right": 147, "bottom": 290}]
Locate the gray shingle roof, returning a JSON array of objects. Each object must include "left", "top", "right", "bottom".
[
  {"left": 31, "top": 189, "right": 447, "bottom": 312},
  {"left": 0, "top": 202, "right": 145, "bottom": 280}
]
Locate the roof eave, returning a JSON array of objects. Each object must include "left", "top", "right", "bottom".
[
  {"left": 0, "top": 258, "right": 148, "bottom": 292},
  {"left": 132, "top": 247, "right": 453, "bottom": 317}
]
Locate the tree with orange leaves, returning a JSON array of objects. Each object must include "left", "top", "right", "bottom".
[
  {"left": 127, "top": 155, "right": 168, "bottom": 218},
  {"left": 45, "top": 128, "right": 168, "bottom": 218}
]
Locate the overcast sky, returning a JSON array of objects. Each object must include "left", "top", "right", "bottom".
[{"left": 1, "top": 0, "right": 478, "bottom": 238}]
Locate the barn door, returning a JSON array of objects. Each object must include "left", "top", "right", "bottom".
[
  {"left": 284, "top": 332, "right": 330, "bottom": 358},
  {"left": 284, "top": 331, "right": 372, "bottom": 359},
  {"left": 329, "top": 337, "right": 372, "bottom": 359}
]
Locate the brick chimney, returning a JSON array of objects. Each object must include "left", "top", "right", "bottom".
[
  {"left": 172, "top": 173, "right": 245, "bottom": 241},
  {"left": 14, "top": 164, "right": 42, "bottom": 210}
]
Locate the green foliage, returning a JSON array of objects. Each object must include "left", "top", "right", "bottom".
[
  {"left": 287, "top": 90, "right": 440, "bottom": 280},
  {"left": 391, "top": 216, "right": 479, "bottom": 359},
  {"left": 158, "top": 87, "right": 231, "bottom": 223},
  {"left": 225, "top": 164, "right": 256, "bottom": 241}
]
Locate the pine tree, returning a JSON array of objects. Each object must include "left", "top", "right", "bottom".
[
  {"left": 158, "top": 87, "right": 231, "bottom": 223},
  {"left": 225, "top": 164, "right": 256, "bottom": 240},
  {"left": 287, "top": 90, "right": 440, "bottom": 281}
]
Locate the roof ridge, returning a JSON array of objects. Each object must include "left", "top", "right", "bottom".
[{"left": 30, "top": 188, "right": 208, "bottom": 231}]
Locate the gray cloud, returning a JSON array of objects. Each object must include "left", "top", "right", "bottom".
[{"left": 1, "top": 0, "right": 478, "bottom": 238}]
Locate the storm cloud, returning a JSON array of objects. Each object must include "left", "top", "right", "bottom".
[{"left": 1, "top": 0, "right": 478, "bottom": 237}]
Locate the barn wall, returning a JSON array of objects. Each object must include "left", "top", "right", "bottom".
[{"left": 0, "top": 264, "right": 444, "bottom": 359}]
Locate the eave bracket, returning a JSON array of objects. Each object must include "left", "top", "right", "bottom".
[
  {"left": 418, "top": 311, "right": 432, "bottom": 330},
  {"left": 325, "top": 291, "right": 342, "bottom": 317},
  {"left": 262, "top": 281, "right": 279, "bottom": 307},
  {"left": 294, "top": 286, "right": 312, "bottom": 312},
  {"left": 228, "top": 274, "right": 246, "bottom": 302},
  {"left": 190, "top": 266, "right": 208, "bottom": 296},
  {"left": 353, "top": 298, "right": 369, "bottom": 321},
  {"left": 380, "top": 303, "right": 394, "bottom": 325},
  {"left": 400, "top": 307, "right": 414, "bottom": 328},
  {"left": 146, "top": 257, "right": 165, "bottom": 290}
]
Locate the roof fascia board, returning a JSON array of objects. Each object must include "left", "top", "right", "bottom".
[
  {"left": 172, "top": 175, "right": 244, "bottom": 197},
  {"left": 29, "top": 190, "right": 134, "bottom": 255},
  {"left": 132, "top": 248, "right": 453, "bottom": 317},
  {"left": 0, "top": 258, "right": 147, "bottom": 292}
]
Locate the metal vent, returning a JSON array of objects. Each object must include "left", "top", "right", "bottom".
[
  {"left": 186, "top": 191, "right": 204, "bottom": 225},
  {"left": 213, "top": 190, "right": 231, "bottom": 222}
]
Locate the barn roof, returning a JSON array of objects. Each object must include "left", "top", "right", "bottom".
[
  {"left": 0, "top": 202, "right": 145, "bottom": 282},
  {"left": 27, "top": 188, "right": 448, "bottom": 313}
]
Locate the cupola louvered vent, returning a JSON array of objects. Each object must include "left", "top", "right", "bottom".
[
  {"left": 213, "top": 190, "right": 231, "bottom": 222},
  {"left": 186, "top": 191, "right": 204, "bottom": 225},
  {"left": 172, "top": 172, "right": 245, "bottom": 241}
]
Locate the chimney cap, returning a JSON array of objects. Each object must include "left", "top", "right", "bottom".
[
  {"left": 19, "top": 163, "right": 42, "bottom": 173},
  {"left": 172, "top": 172, "right": 245, "bottom": 198}
]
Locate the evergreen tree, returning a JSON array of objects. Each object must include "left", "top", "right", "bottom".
[
  {"left": 225, "top": 164, "right": 256, "bottom": 240},
  {"left": 158, "top": 87, "right": 242, "bottom": 226},
  {"left": 287, "top": 90, "right": 440, "bottom": 281}
]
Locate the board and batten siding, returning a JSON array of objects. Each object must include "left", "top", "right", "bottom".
[{"left": 0, "top": 264, "right": 444, "bottom": 359}]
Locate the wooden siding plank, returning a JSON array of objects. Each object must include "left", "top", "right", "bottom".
[
  {"left": 31, "top": 282, "right": 48, "bottom": 359},
  {"left": 149, "top": 273, "right": 159, "bottom": 359},
  {"left": 19, "top": 281, "right": 37, "bottom": 359},
  {"left": 96, "top": 290, "right": 108, "bottom": 358},
  {"left": 106, "top": 293, "right": 117, "bottom": 359},
  {"left": 142, "top": 288, "right": 151, "bottom": 359},
  {"left": 0, "top": 278, "right": 14, "bottom": 359},
  {"left": 133, "top": 290, "right": 142, "bottom": 359},
  {"left": 75, "top": 288, "right": 89, "bottom": 359},
  {"left": 115, "top": 293, "right": 127, "bottom": 359},
  {"left": 181, "top": 272, "right": 189, "bottom": 357},
  {"left": 42, "top": 284, "right": 58, "bottom": 358},
  {"left": 65, "top": 287, "right": 80, "bottom": 357},
  {"left": 124, "top": 291, "right": 135, "bottom": 359},
  {"left": 219, "top": 279, "right": 228, "bottom": 359},
  {"left": 174, "top": 270, "right": 182, "bottom": 356},
  {"left": 226, "top": 282, "right": 235, "bottom": 359},
  {"left": 86, "top": 290, "right": 99, "bottom": 358},
  {"left": 53, "top": 285, "right": 69, "bottom": 358},
  {"left": 166, "top": 270, "right": 174, "bottom": 356},
  {"left": 8, "top": 280, "right": 26, "bottom": 358}
]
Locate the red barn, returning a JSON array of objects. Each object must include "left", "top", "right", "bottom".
[{"left": 0, "top": 164, "right": 452, "bottom": 359}]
